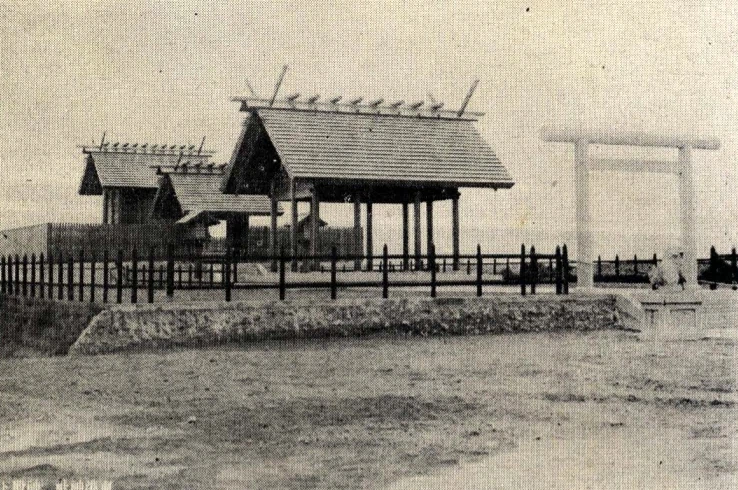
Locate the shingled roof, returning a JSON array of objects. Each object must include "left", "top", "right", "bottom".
[
  {"left": 79, "top": 143, "right": 215, "bottom": 195},
  {"left": 151, "top": 168, "right": 278, "bottom": 223},
  {"left": 222, "top": 97, "right": 514, "bottom": 195}
]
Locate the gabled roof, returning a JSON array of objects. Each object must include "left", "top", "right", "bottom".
[
  {"left": 79, "top": 143, "right": 215, "bottom": 195},
  {"left": 222, "top": 102, "right": 514, "bottom": 193},
  {"left": 152, "top": 170, "right": 278, "bottom": 221}
]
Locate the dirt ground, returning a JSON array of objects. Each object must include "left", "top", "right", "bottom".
[{"left": 0, "top": 327, "right": 736, "bottom": 489}]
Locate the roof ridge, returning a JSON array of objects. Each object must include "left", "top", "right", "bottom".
[{"left": 80, "top": 141, "right": 217, "bottom": 157}]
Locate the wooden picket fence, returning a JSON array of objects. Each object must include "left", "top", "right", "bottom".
[{"left": 0, "top": 244, "right": 572, "bottom": 304}]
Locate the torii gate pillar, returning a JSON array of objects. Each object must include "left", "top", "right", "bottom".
[{"left": 542, "top": 127, "right": 720, "bottom": 291}]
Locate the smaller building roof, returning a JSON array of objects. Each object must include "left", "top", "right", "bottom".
[
  {"left": 79, "top": 142, "right": 216, "bottom": 195},
  {"left": 151, "top": 168, "right": 279, "bottom": 222}
]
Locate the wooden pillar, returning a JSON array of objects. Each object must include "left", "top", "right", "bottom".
[
  {"left": 426, "top": 199, "right": 434, "bottom": 269},
  {"left": 270, "top": 181, "right": 279, "bottom": 272},
  {"left": 452, "top": 194, "right": 460, "bottom": 271},
  {"left": 414, "top": 190, "right": 422, "bottom": 269},
  {"left": 242, "top": 215, "right": 250, "bottom": 256},
  {"left": 574, "top": 139, "right": 593, "bottom": 290},
  {"left": 291, "top": 179, "right": 298, "bottom": 272},
  {"left": 366, "top": 191, "right": 373, "bottom": 271},
  {"left": 402, "top": 201, "right": 409, "bottom": 270},
  {"left": 679, "top": 144, "right": 697, "bottom": 287},
  {"left": 310, "top": 186, "right": 320, "bottom": 270},
  {"left": 102, "top": 189, "right": 109, "bottom": 224},
  {"left": 353, "top": 191, "right": 361, "bottom": 270}
]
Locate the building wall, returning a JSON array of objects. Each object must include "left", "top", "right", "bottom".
[{"left": 104, "top": 188, "right": 157, "bottom": 224}]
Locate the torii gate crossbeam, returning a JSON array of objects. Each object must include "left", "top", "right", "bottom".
[{"left": 541, "top": 127, "right": 720, "bottom": 290}]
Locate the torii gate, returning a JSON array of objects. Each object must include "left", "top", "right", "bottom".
[{"left": 540, "top": 127, "right": 720, "bottom": 290}]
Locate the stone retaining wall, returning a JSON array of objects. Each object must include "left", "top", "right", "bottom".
[
  {"left": 69, "top": 295, "right": 626, "bottom": 356},
  {"left": 0, "top": 295, "right": 105, "bottom": 356}
]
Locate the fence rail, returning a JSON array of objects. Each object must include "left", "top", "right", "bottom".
[{"left": 0, "top": 244, "right": 572, "bottom": 304}]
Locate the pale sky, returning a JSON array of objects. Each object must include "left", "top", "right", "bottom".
[{"left": 1, "top": 0, "right": 736, "bottom": 256}]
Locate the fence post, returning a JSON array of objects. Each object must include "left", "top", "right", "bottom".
[
  {"left": 519, "top": 244, "right": 526, "bottom": 296},
  {"left": 116, "top": 250, "right": 123, "bottom": 304},
  {"left": 148, "top": 246, "right": 155, "bottom": 304},
  {"left": 131, "top": 248, "right": 138, "bottom": 304},
  {"left": 1, "top": 256, "right": 5, "bottom": 295},
  {"left": 530, "top": 245, "right": 537, "bottom": 295},
  {"left": 166, "top": 243, "right": 174, "bottom": 299},
  {"left": 224, "top": 247, "right": 232, "bottom": 302},
  {"left": 78, "top": 249, "right": 84, "bottom": 302},
  {"left": 615, "top": 254, "right": 620, "bottom": 277},
  {"left": 555, "top": 246, "right": 563, "bottom": 295},
  {"left": 331, "top": 246, "right": 338, "bottom": 300},
  {"left": 634, "top": 254, "right": 638, "bottom": 276},
  {"left": 58, "top": 253, "right": 64, "bottom": 300},
  {"left": 22, "top": 254, "right": 28, "bottom": 297},
  {"left": 382, "top": 245, "right": 388, "bottom": 299},
  {"left": 30, "top": 253, "right": 36, "bottom": 298},
  {"left": 188, "top": 263, "right": 193, "bottom": 288},
  {"left": 13, "top": 254, "right": 19, "bottom": 296},
  {"left": 47, "top": 252, "right": 54, "bottom": 299},
  {"left": 562, "top": 245, "right": 570, "bottom": 294},
  {"left": 233, "top": 248, "right": 239, "bottom": 284},
  {"left": 178, "top": 264, "right": 183, "bottom": 289},
  {"left": 279, "top": 247, "right": 286, "bottom": 301},
  {"left": 653, "top": 253, "right": 658, "bottom": 266},
  {"left": 476, "top": 245, "right": 482, "bottom": 297},
  {"left": 732, "top": 247, "right": 737, "bottom": 285},
  {"left": 209, "top": 263, "right": 214, "bottom": 287},
  {"left": 430, "top": 243, "right": 437, "bottom": 298},
  {"left": 67, "top": 254, "right": 74, "bottom": 301},
  {"left": 6, "top": 256, "right": 11, "bottom": 296},
  {"left": 90, "top": 252, "right": 96, "bottom": 303},
  {"left": 39, "top": 253, "right": 45, "bottom": 299},
  {"left": 103, "top": 250, "right": 109, "bottom": 303},
  {"left": 597, "top": 255, "right": 602, "bottom": 278}
]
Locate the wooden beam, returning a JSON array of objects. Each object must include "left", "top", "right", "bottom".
[
  {"left": 587, "top": 158, "right": 680, "bottom": 174},
  {"left": 310, "top": 186, "right": 319, "bottom": 271},
  {"left": 540, "top": 126, "right": 720, "bottom": 150},
  {"left": 426, "top": 199, "right": 434, "bottom": 266}
]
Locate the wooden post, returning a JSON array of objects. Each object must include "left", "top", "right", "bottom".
[
  {"left": 232, "top": 248, "right": 239, "bottom": 285},
  {"left": 90, "top": 252, "right": 96, "bottom": 303},
  {"left": 597, "top": 255, "right": 602, "bottom": 278},
  {"left": 330, "top": 246, "right": 337, "bottom": 300},
  {"left": 562, "top": 245, "right": 570, "bottom": 294},
  {"left": 467, "top": 259, "right": 471, "bottom": 275},
  {"left": 279, "top": 247, "right": 286, "bottom": 301},
  {"left": 414, "top": 191, "right": 422, "bottom": 270},
  {"left": 166, "top": 244, "right": 174, "bottom": 299},
  {"left": 13, "top": 254, "right": 19, "bottom": 296},
  {"left": 530, "top": 245, "right": 537, "bottom": 295},
  {"left": 224, "top": 248, "right": 232, "bottom": 302},
  {"left": 430, "top": 243, "right": 437, "bottom": 298},
  {"left": 116, "top": 250, "right": 123, "bottom": 304},
  {"left": 555, "top": 246, "right": 563, "bottom": 295},
  {"left": 30, "top": 253, "right": 36, "bottom": 298},
  {"left": 22, "top": 254, "right": 27, "bottom": 297},
  {"left": 291, "top": 179, "right": 299, "bottom": 272},
  {"left": 58, "top": 253, "right": 64, "bottom": 300},
  {"left": 402, "top": 202, "right": 409, "bottom": 271},
  {"left": 732, "top": 248, "right": 737, "bottom": 284},
  {"left": 271, "top": 180, "right": 279, "bottom": 273},
  {"left": 39, "top": 253, "right": 45, "bottom": 299},
  {"left": 634, "top": 254, "right": 639, "bottom": 276},
  {"left": 178, "top": 264, "right": 183, "bottom": 288},
  {"left": 67, "top": 254, "right": 73, "bottom": 301},
  {"left": 310, "top": 186, "right": 320, "bottom": 271},
  {"left": 353, "top": 191, "right": 362, "bottom": 271},
  {"left": 1, "top": 256, "right": 5, "bottom": 295},
  {"left": 131, "top": 248, "right": 138, "bottom": 304},
  {"left": 5, "top": 256, "right": 11, "bottom": 296},
  {"left": 653, "top": 253, "right": 658, "bottom": 266},
  {"left": 78, "top": 249, "right": 84, "bottom": 302},
  {"left": 48, "top": 252, "right": 54, "bottom": 299},
  {"left": 148, "top": 247, "right": 155, "bottom": 303},
  {"left": 103, "top": 250, "right": 109, "bottom": 303},
  {"left": 188, "top": 263, "right": 193, "bottom": 287},
  {"left": 452, "top": 195, "right": 460, "bottom": 271},
  {"left": 520, "top": 244, "right": 527, "bottom": 296},
  {"left": 615, "top": 254, "right": 620, "bottom": 277},
  {"left": 382, "top": 244, "right": 389, "bottom": 299},
  {"left": 426, "top": 200, "right": 434, "bottom": 270},
  {"left": 366, "top": 191, "right": 373, "bottom": 271},
  {"left": 476, "top": 244, "right": 482, "bottom": 297}
]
